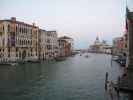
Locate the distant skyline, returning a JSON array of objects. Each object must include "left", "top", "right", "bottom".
[{"left": 0, "top": 0, "right": 130, "bottom": 49}]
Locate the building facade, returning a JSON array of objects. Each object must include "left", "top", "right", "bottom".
[
  {"left": 112, "top": 37, "right": 125, "bottom": 55},
  {"left": 0, "top": 17, "right": 39, "bottom": 62},
  {"left": 0, "top": 17, "right": 73, "bottom": 62},
  {"left": 58, "top": 36, "right": 73, "bottom": 57},
  {"left": 90, "top": 36, "right": 112, "bottom": 54},
  {"left": 44, "top": 31, "right": 58, "bottom": 60},
  {"left": 126, "top": 9, "right": 133, "bottom": 68},
  {"left": 38, "top": 29, "right": 46, "bottom": 60}
]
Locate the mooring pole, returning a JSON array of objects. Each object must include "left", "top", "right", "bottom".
[{"left": 105, "top": 72, "right": 109, "bottom": 91}]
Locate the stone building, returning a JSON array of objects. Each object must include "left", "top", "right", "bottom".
[
  {"left": 112, "top": 37, "right": 125, "bottom": 55},
  {"left": 0, "top": 17, "right": 73, "bottom": 62},
  {"left": 38, "top": 29, "right": 46, "bottom": 60},
  {"left": 90, "top": 36, "right": 112, "bottom": 53},
  {"left": 44, "top": 31, "right": 58, "bottom": 60},
  {"left": 0, "top": 17, "right": 39, "bottom": 62},
  {"left": 126, "top": 8, "right": 133, "bottom": 68},
  {"left": 58, "top": 36, "right": 73, "bottom": 57},
  {"left": 38, "top": 30, "right": 58, "bottom": 60},
  {"left": 90, "top": 36, "right": 102, "bottom": 53}
]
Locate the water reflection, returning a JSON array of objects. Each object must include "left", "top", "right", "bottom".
[
  {"left": 0, "top": 63, "right": 45, "bottom": 98},
  {"left": 0, "top": 54, "right": 129, "bottom": 100},
  {"left": 0, "top": 63, "right": 43, "bottom": 82}
]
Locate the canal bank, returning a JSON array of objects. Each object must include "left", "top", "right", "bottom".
[{"left": 0, "top": 53, "right": 123, "bottom": 100}]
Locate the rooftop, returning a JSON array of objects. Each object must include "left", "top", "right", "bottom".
[
  {"left": 59, "top": 36, "right": 72, "bottom": 39},
  {"left": 0, "top": 17, "right": 38, "bottom": 28}
]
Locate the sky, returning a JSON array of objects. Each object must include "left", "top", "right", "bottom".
[{"left": 0, "top": 0, "right": 131, "bottom": 49}]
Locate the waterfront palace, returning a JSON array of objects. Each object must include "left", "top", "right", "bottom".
[{"left": 0, "top": 17, "right": 73, "bottom": 62}]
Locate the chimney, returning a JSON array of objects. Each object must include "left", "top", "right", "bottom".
[{"left": 11, "top": 17, "right": 16, "bottom": 22}]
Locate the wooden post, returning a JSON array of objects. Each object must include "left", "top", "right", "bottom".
[
  {"left": 105, "top": 72, "right": 109, "bottom": 91},
  {"left": 116, "top": 76, "right": 120, "bottom": 100}
]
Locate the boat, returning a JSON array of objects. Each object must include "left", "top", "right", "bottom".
[
  {"left": 27, "top": 60, "right": 41, "bottom": 63},
  {"left": 112, "top": 55, "right": 119, "bottom": 61},
  {"left": 55, "top": 57, "right": 66, "bottom": 61},
  {"left": 10, "top": 63, "right": 18, "bottom": 66},
  {"left": 0, "top": 61, "right": 18, "bottom": 66},
  {"left": 0, "top": 62, "right": 11, "bottom": 66}
]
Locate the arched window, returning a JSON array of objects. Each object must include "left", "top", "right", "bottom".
[
  {"left": 8, "top": 24, "right": 10, "bottom": 32},
  {"left": 23, "top": 27, "right": 24, "bottom": 33},
  {"left": 28, "top": 52, "right": 30, "bottom": 56},
  {"left": 19, "top": 27, "right": 21, "bottom": 33},
  {"left": 8, "top": 48, "right": 10, "bottom": 57},
  {"left": 26, "top": 28, "right": 27, "bottom": 33},
  {"left": 28, "top": 40, "right": 30, "bottom": 45},
  {"left": 3, "top": 26, "right": 4, "bottom": 32},
  {"left": 16, "top": 48, "right": 18, "bottom": 52},
  {"left": 24, "top": 27, "right": 25, "bottom": 33},
  {"left": 22, "top": 40, "right": 24, "bottom": 45},
  {"left": 22, "top": 28, "right": 24, "bottom": 33},
  {"left": 16, "top": 26, "right": 17, "bottom": 32},
  {"left": 20, "top": 40, "right": 22, "bottom": 45},
  {"left": 24, "top": 40, "right": 25, "bottom": 45},
  {"left": 25, "top": 28, "right": 27, "bottom": 33}
]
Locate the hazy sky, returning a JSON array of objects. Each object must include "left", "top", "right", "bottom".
[{"left": 0, "top": 0, "right": 130, "bottom": 49}]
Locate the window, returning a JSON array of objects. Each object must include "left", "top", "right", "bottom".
[
  {"left": 19, "top": 40, "right": 21, "bottom": 45},
  {"left": 16, "top": 48, "right": 18, "bottom": 57},
  {"left": 47, "top": 45, "right": 52, "bottom": 50},
  {"left": 22, "top": 27, "right": 24, "bottom": 33},
  {"left": 16, "top": 53, "right": 18, "bottom": 57},
  {"left": 2, "top": 39, "right": 4, "bottom": 46},
  {"left": 8, "top": 48, "right": 10, "bottom": 57},
  {"left": 28, "top": 52, "right": 30, "bottom": 56},
  {"left": 19, "top": 27, "right": 21, "bottom": 33},
  {"left": 8, "top": 24, "right": 10, "bottom": 32},
  {"left": 16, "top": 48, "right": 18, "bottom": 52},
  {"left": 22, "top": 40, "right": 24, "bottom": 45},
  {"left": 28, "top": 40, "right": 29, "bottom": 45},
  {"left": 26, "top": 28, "right": 27, "bottom": 33},
  {"left": 31, "top": 29, "right": 32, "bottom": 34},
  {"left": 47, "top": 39, "right": 50, "bottom": 43},
  {"left": 3, "top": 26, "right": 4, "bottom": 32},
  {"left": 16, "top": 26, "right": 18, "bottom": 33},
  {"left": 36, "top": 52, "right": 37, "bottom": 56}
]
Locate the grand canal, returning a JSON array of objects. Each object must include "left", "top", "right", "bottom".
[{"left": 0, "top": 53, "right": 124, "bottom": 100}]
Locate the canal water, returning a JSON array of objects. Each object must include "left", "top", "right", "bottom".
[{"left": 0, "top": 53, "right": 123, "bottom": 100}]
